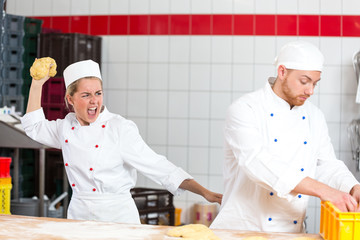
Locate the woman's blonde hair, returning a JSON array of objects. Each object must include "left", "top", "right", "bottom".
[{"left": 64, "top": 77, "right": 103, "bottom": 111}]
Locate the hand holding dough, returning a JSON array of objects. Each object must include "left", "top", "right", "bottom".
[
  {"left": 30, "top": 57, "right": 57, "bottom": 80},
  {"left": 167, "top": 224, "right": 220, "bottom": 240}
]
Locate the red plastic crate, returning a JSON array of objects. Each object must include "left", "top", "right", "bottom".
[
  {"left": 41, "top": 77, "right": 66, "bottom": 104},
  {"left": 0, "top": 157, "right": 11, "bottom": 178},
  {"left": 43, "top": 103, "right": 68, "bottom": 121}
]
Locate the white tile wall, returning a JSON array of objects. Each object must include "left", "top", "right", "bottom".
[
  {"left": 170, "top": 0, "right": 190, "bottom": 14},
  {"left": 148, "top": 63, "right": 168, "bottom": 90},
  {"left": 319, "top": 66, "right": 342, "bottom": 94},
  {"left": 127, "top": 90, "right": 147, "bottom": 117},
  {"left": 169, "top": 64, "right": 190, "bottom": 90},
  {"left": 342, "top": 66, "right": 357, "bottom": 94},
  {"left": 168, "top": 119, "right": 188, "bottom": 145},
  {"left": 70, "top": 0, "right": 90, "bottom": 15},
  {"left": 188, "top": 147, "right": 209, "bottom": 174},
  {"left": 212, "top": 0, "right": 233, "bottom": 14},
  {"left": 10, "top": 0, "right": 360, "bottom": 232},
  {"left": 168, "top": 92, "right": 189, "bottom": 118},
  {"left": 210, "top": 93, "right": 232, "bottom": 119},
  {"left": 107, "top": 63, "right": 127, "bottom": 89},
  {"left": 90, "top": 0, "right": 109, "bottom": 15},
  {"left": 232, "top": 64, "right": 255, "bottom": 92},
  {"left": 342, "top": 0, "right": 360, "bottom": 15},
  {"left": 148, "top": 91, "right": 168, "bottom": 117},
  {"left": 190, "top": 37, "right": 211, "bottom": 63},
  {"left": 189, "top": 92, "right": 210, "bottom": 118},
  {"left": 168, "top": 146, "right": 188, "bottom": 169},
  {"left": 128, "top": 63, "right": 148, "bottom": 89},
  {"left": 149, "top": 0, "right": 170, "bottom": 14},
  {"left": 170, "top": 37, "right": 190, "bottom": 63},
  {"left": 51, "top": 0, "right": 71, "bottom": 15},
  {"left": 128, "top": 37, "right": 149, "bottom": 62},
  {"left": 149, "top": 37, "right": 169, "bottom": 62},
  {"left": 129, "top": 0, "right": 149, "bottom": 14},
  {"left": 109, "top": 0, "right": 129, "bottom": 14},
  {"left": 212, "top": 37, "right": 233, "bottom": 64},
  {"left": 320, "top": 0, "right": 342, "bottom": 14},
  {"left": 189, "top": 120, "right": 210, "bottom": 146},
  {"left": 189, "top": 64, "right": 211, "bottom": 91},
  {"left": 12, "top": 0, "right": 34, "bottom": 16},
  {"left": 147, "top": 118, "right": 168, "bottom": 144},
  {"left": 327, "top": 123, "right": 341, "bottom": 152},
  {"left": 254, "top": 37, "right": 277, "bottom": 64},
  {"left": 298, "top": 0, "right": 320, "bottom": 14},
  {"left": 209, "top": 148, "right": 224, "bottom": 175},
  {"left": 233, "top": 37, "right": 255, "bottom": 64},
  {"left": 320, "top": 38, "right": 342, "bottom": 66},
  {"left": 33, "top": 0, "right": 51, "bottom": 16},
  {"left": 210, "top": 120, "right": 225, "bottom": 147},
  {"left": 276, "top": 0, "right": 298, "bottom": 14},
  {"left": 211, "top": 64, "right": 232, "bottom": 91},
  {"left": 319, "top": 94, "right": 342, "bottom": 122},
  {"left": 234, "top": 0, "right": 255, "bottom": 13},
  {"left": 106, "top": 90, "right": 127, "bottom": 116},
  {"left": 108, "top": 37, "right": 128, "bottom": 62},
  {"left": 255, "top": 0, "right": 276, "bottom": 13},
  {"left": 191, "top": 0, "right": 212, "bottom": 14}
]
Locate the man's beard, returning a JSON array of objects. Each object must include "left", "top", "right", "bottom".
[{"left": 282, "top": 77, "right": 308, "bottom": 107}]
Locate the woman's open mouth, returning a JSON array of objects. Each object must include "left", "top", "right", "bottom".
[{"left": 88, "top": 107, "right": 97, "bottom": 117}]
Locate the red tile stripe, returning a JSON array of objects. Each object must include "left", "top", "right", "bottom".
[{"left": 32, "top": 14, "right": 360, "bottom": 37}]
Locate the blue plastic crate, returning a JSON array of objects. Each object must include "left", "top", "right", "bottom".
[
  {"left": 0, "top": 11, "right": 5, "bottom": 27},
  {"left": 2, "top": 31, "right": 24, "bottom": 47},
  {"left": 1, "top": 47, "right": 24, "bottom": 64},
  {"left": 1, "top": 81, "right": 23, "bottom": 96},
  {"left": 0, "top": 1, "right": 5, "bottom": 11},
  {"left": 1, "top": 63, "right": 23, "bottom": 79},
  {"left": 1, "top": 95, "right": 24, "bottom": 113},
  {"left": 4, "top": 14, "right": 25, "bottom": 33}
]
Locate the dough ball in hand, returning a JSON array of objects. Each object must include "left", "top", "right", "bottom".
[
  {"left": 30, "top": 57, "right": 57, "bottom": 80},
  {"left": 167, "top": 224, "right": 220, "bottom": 240}
]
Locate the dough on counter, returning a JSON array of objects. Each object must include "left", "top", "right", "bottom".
[
  {"left": 30, "top": 57, "right": 57, "bottom": 80},
  {"left": 167, "top": 224, "right": 220, "bottom": 240},
  {"left": 242, "top": 237, "right": 268, "bottom": 240},
  {"left": 291, "top": 238, "right": 317, "bottom": 240}
]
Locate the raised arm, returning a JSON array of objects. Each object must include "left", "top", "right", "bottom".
[{"left": 26, "top": 74, "right": 50, "bottom": 113}]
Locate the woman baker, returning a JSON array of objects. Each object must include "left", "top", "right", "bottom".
[{"left": 21, "top": 59, "right": 222, "bottom": 223}]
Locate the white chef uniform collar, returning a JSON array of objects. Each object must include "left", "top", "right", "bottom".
[
  {"left": 274, "top": 40, "right": 324, "bottom": 72},
  {"left": 63, "top": 60, "right": 102, "bottom": 88}
]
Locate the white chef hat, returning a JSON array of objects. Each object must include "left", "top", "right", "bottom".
[
  {"left": 63, "top": 60, "right": 102, "bottom": 88},
  {"left": 274, "top": 40, "right": 324, "bottom": 72}
]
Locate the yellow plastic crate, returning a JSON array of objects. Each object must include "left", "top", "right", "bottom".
[
  {"left": 320, "top": 201, "right": 360, "bottom": 240},
  {"left": 0, "top": 183, "right": 12, "bottom": 214}
]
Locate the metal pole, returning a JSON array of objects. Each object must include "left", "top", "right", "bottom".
[
  {"left": 13, "top": 148, "right": 19, "bottom": 200},
  {"left": 39, "top": 148, "right": 45, "bottom": 217}
]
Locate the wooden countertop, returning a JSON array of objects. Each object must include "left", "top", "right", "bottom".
[{"left": 0, "top": 215, "right": 323, "bottom": 240}]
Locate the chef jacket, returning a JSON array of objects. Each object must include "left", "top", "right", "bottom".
[
  {"left": 210, "top": 78, "right": 359, "bottom": 232},
  {"left": 21, "top": 107, "right": 192, "bottom": 223}
]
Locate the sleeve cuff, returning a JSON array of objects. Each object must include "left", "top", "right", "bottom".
[
  {"left": 20, "top": 108, "right": 46, "bottom": 129},
  {"left": 164, "top": 167, "right": 193, "bottom": 196},
  {"left": 273, "top": 169, "right": 305, "bottom": 200}
]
